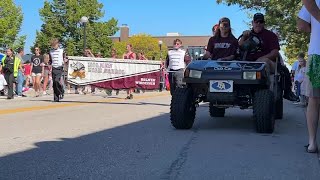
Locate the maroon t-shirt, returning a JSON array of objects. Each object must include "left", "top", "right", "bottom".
[
  {"left": 246, "top": 29, "right": 280, "bottom": 61},
  {"left": 206, "top": 35, "right": 238, "bottom": 60}
]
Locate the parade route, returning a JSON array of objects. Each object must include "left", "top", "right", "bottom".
[{"left": 0, "top": 91, "right": 319, "bottom": 180}]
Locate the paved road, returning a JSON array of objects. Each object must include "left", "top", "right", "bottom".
[{"left": 0, "top": 91, "right": 319, "bottom": 180}]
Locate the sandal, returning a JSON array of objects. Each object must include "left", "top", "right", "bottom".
[{"left": 305, "top": 144, "right": 318, "bottom": 153}]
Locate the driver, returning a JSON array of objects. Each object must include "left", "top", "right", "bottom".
[
  {"left": 239, "top": 13, "right": 279, "bottom": 73},
  {"left": 204, "top": 17, "right": 239, "bottom": 60},
  {"left": 239, "top": 13, "right": 298, "bottom": 101}
]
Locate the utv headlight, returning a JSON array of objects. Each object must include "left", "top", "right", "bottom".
[
  {"left": 243, "top": 72, "right": 257, "bottom": 80},
  {"left": 189, "top": 70, "right": 202, "bottom": 78}
]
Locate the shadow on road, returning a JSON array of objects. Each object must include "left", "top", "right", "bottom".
[{"left": 0, "top": 101, "right": 319, "bottom": 180}]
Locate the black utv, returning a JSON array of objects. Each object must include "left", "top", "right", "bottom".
[{"left": 170, "top": 34, "right": 283, "bottom": 133}]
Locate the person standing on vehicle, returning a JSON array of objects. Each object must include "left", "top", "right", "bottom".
[
  {"left": 49, "top": 38, "right": 66, "bottom": 102},
  {"left": 165, "top": 39, "right": 191, "bottom": 95},
  {"left": 239, "top": 13, "right": 298, "bottom": 101},
  {"left": 0, "top": 48, "right": 23, "bottom": 99},
  {"left": 204, "top": 17, "right": 239, "bottom": 60},
  {"left": 298, "top": 0, "right": 320, "bottom": 153}
]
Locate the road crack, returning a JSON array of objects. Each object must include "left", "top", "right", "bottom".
[{"left": 161, "top": 129, "right": 198, "bottom": 180}]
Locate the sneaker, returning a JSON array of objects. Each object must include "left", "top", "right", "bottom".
[
  {"left": 60, "top": 93, "right": 64, "bottom": 100},
  {"left": 129, "top": 94, "right": 133, "bottom": 99},
  {"left": 43, "top": 91, "right": 47, "bottom": 95}
]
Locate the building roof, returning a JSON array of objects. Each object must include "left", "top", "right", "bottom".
[{"left": 110, "top": 26, "right": 211, "bottom": 48}]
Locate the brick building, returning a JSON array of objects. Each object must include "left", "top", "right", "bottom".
[{"left": 110, "top": 25, "right": 211, "bottom": 60}]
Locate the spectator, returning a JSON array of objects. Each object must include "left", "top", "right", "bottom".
[
  {"left": 106, "top": 48, "right": 119, "bottom": 96},
  {"left": 30, "top": 47, "right": 44, "bottom": 97},
  {"left": 293, "top": 58, "right": 307, "bottom": 104},
  {"left": 15, "top": 47, "right": 26, "bottom": 97},
  {"left": 96, "top": 52, "right": 102, "bottom": 58},
  {"left": 111, "top": 48, "right": 117, "bottom": 58},
  {"left": 302, "top": 0, "right": 320, "bottom": 22},
  {"left": 291, "top": 52, "right": 305, "bottom": 80},
  {"left": 212, "top": 24, "right": 219, "bottom": 36},
  {"left": 0, "top": 73, "right": 7, "bottom": 96},
  {"left": 42, "top": 54, "right": 52, "bottom": 95},
  {"left": 137, "top": 52, "right": 147, "bottom": 60},
  {"left": 0, "top": 48, "right": 23, "bottom": 99},
  {"left": 298, "top": 1, "right": 320, "bottom": 153},
  {"left": 23, "top": 60, "right": 31, "bottom": 90}
]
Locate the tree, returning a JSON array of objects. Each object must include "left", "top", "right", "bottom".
[
  {"left": 34, "top": 0, "right": 118, "bottom": 56},
  {"left": 216, "top": 0, "right": 310, "bottom": 64},
  {"left": 0, "top": 0, "right": 25, "bottom": 50},
  {"left": 113, "top": 34, "right": 168, "bottom": 60}
]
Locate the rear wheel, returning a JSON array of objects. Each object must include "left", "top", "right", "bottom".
[
  {"left": 209, "top": 103, "right": 225, "bottom": 117},
  {"left": 274, "top": 87, "right": 283, "bottom": 119},
  {"left": 253, "top": 89, "right": 275, "bottom": 133},
  {"left": 170, "top": 87, "right": 196, "bottom": 129}
]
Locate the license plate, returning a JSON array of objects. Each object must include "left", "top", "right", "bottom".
[{"left": 209, "top": 80, "right": 233, "bottom": 92}]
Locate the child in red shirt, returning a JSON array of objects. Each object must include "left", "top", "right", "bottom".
[{"left": 23, "top": 60, "right": 32, "bottom": 89}]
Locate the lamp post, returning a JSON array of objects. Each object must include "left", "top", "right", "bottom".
[
  {"left": 158, "top": 40, "right": 163, "bottom": 60},
  {"left": 80, "top": 16, "right": 89, "bottom": 54},
  {"left": 158, "top": 40, "right": 164, "bottom": 91}
]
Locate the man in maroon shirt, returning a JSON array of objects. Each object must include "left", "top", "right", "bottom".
[
  {"left": 239, "top": 13, "right": 280, "bottom": 73},
  {"left": 239, "top": 13, "right": 297, "bottom": 101}
]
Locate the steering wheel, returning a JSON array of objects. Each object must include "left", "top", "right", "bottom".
[{"left": 238, "top": 33, "right": 262, "bottom": 54}]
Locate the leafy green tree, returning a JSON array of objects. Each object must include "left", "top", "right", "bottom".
[
  {"left": 216, "top": 0, "right": 310, "bottom": 64},
  {"left": 34, "top": 0, "right": 118, "bottom": 56},
  {"left": 113, "top": 34, "right": 168, "bottom": 60},
  {"left": 0, "top": 0, "right": 25, "bottom": 51}
]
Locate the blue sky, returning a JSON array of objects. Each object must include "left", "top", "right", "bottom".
[{"left": 15, "top": 0, "right": 252, "bottom": 54}]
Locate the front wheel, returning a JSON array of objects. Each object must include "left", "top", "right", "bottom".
[
  {"left": 253, "top": 89, "right": 275, "bottom": 133},
  {"left": 170, "top": 87, "right": 196, "bottom": 129}
]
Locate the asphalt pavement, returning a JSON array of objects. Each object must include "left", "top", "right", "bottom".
[{"left": 0, "top": 91, "right": 319, "bottom": 180}]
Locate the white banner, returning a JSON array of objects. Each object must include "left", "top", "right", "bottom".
[{"left": 67, "top": 56, "right": 162, "bottom": 86}]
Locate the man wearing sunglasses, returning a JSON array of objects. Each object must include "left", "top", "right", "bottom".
[
  {"left": 239, "top": 13, "right": 279, "bottom": 69},
  {"left": 239, "top": 13, "right": 298, "bottom": 101}
]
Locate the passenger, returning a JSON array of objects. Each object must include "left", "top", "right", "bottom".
[{"left": 204, "top": 17, "right": 239, "bottom": 61}]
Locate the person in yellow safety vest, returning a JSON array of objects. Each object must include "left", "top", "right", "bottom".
[{"left": 0, "top": 48, "right": 23, "bottom": 99}]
